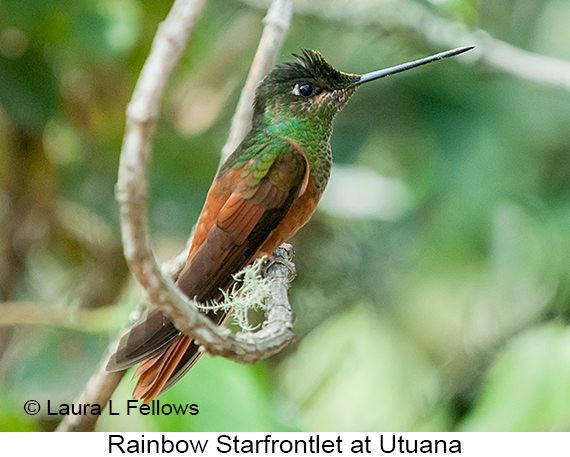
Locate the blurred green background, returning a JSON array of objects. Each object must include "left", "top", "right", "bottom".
[{"left": 2, "top": 0, "right": 570, "bottom": 432}]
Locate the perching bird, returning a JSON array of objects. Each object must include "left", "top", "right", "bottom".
[{"left": 107, "top": 46, "right": 473, "bottom": 403}]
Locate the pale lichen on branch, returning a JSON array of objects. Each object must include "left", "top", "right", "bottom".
[
  {"left": 196, "top": 257, "right": 271, "bottom": 332},
  {"left": 57, "top": 0, "right": 294, "bottom": 432}
]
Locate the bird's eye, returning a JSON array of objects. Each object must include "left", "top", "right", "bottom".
[
  {"left": 299, "top": 83, "right": 312, "bottom": 96},
  {"left": 293, "top": 83, "right": 314, "bottom": 97}
]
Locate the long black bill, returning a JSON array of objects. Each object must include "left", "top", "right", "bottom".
[{"left": 354, "top": 46, "right": 474, "bottom": 86}]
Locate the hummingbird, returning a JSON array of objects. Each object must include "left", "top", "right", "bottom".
[{"left": 107, "top": 46, "right": 473, "bottom": 403}]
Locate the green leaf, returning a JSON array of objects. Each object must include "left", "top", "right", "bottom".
[
  {"left": 278, "top": 304, "right": 443, "bottom": 431},
  {"left": 0, "top": 48, "right": 57, "bottom": 132},
  {"left": 459, "top": 323, "right": 570, "bottom": 431},
  {"left": 0, "top": 389, "right": 37, "bottom": 431},
  {"left": 8, "top": 328, "right": 109, "bottom": 411},
  {"left": 143, "top": 355, "right": 289, "bottom": 432}
]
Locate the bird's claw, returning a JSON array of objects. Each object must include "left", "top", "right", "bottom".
[{"left": 263, "top": 243, "right": 296, "bottom": 281}]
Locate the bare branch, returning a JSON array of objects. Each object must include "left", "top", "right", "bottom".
[
  {"left": 54, "top": 245, "right": 295, "bottom": 432},
  {"left": 56, "top": 0, "right": 295, "bottom": 432},
  {"left": 243, "top": 0, "right": 570, "bottom": 92},
  {"left": 117, "top": 0, "right": 295, "bottom": 363},
  {"left": 117, "top": 0, "right": 207, "bottom": 270},
  {"left": 472, "top": 36, "right": 570, "bottom": 91},
  {"left": 159, "top": 245, "right": 296, "bottom": 364},
  {"left": 56, "top": 0, "right": 209, "bottom": 433},
  {"left": 56, "top": 345, "right": 126, "bottom": 432},
  {"left": 0, "top": 302, "right": 118, "bottom": 332},
  {"left": 220, "top": 0, "right": 293, "bottom": 163},
  {"left": 391, "top": 1, "right": 570, "bottom": 91}
]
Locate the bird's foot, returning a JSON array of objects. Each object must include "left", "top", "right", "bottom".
[{"left": 263, "top": 243, "right": 296, "bottom": 281}]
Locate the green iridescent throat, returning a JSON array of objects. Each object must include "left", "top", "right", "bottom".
[{"left": 226, "top": 50, "right": 361, "bottom": 192}]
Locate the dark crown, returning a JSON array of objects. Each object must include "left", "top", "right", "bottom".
[{"left": 267, "top": 49, "right": 359, "bottom": 90}]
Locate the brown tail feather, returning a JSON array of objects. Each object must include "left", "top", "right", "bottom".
[
  {"left": 133, "top": 335, "right": 193, "bottom": 403},
  {"left": 130, "top": 310, "right": 231, "bottom": 403}
]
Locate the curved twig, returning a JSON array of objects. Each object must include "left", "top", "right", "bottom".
[
  {"left": 56, "top": 0, "right": 294, "bottom": 432},
  {"left": 55, "top": 246, "right": 294, "bottom": 432},
  {"left": 117, "top": 0, "right": 294, "bottom": 364},
  {"left": 220, "top": 0, "right": 293, "bottom": 163}
]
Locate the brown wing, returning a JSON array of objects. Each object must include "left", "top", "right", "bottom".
[
  {"left": 107, "top": 140, "right": 308, "bottom": 398},
  {"left": 106, "top": 184, "right": 234, "bottom": 371}
]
